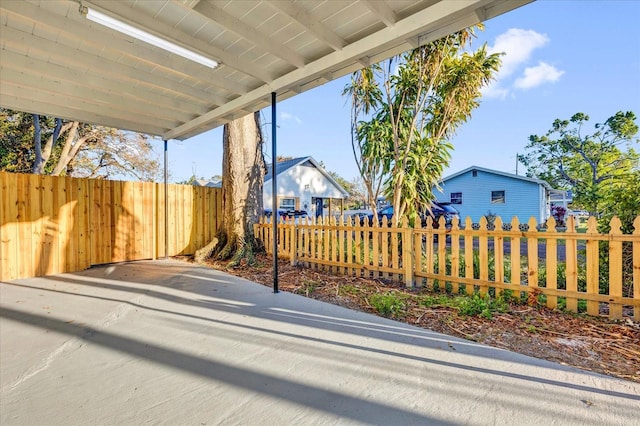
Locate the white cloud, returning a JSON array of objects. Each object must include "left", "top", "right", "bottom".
[
  {"left": 489, "top": 28, "right": 549, "bottom": 78},
  {"left": 514, "top": 61, "right": 564, "bottom": 90},
  {"left": 280, "top": 111, "right": 302, "bottom": 124},
  {"left": 482, "top": 28, "right": 563, "bottom": 99},
  {"left": 481, "top": 83, "right": 510, "bottom": 100}
]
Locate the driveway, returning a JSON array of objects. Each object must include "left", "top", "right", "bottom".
[{"left": 1, "top": 260, "right": 637, "bottom": 425}]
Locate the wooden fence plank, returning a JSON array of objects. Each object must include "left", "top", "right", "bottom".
[
  {"left": 78, "top": 176, "right": 91, "bottom": 270},
  {"left": 565, "top": 216, "right": 579, "bottom": 313},
  {"left": 346, "top": 217, "right": 353, "bottom": 276},
  {"left": 41, "top": 175, "right": 56, "bottom": 275},
  {"left": 156, "top": 182, "right": 165, "bottom": 258},
  {"left": 413, "top": 221, "right": 423, "bottom": 287},
  {"left": 16, "top": 174, "right": 32, "bottom": 278},
  {"left": 55, "top": 176, "right": 69, "bottom": 274},
  {"left": 323, "top": 217, "right": 330, "bottom": 272},
  {"left": 585, "top": 217, "right": 600, "bottom": 316},
  {"left": 438, "top": 228, "right": 447, "bottom": 291},
  {"left": 381, "top": 217, "right": 389, "bottom": 280},
  {"left": 464, "top": 218, "right": 473, "bottom": 294},
  {"left": 494, "top": 218, "right": 504, "bottom": 297},
  {"left": 526, "top": 217, "right": 539, "bottom": 300},
  {"left": 545, "top": 218, "right": 558, "bottom": 310},
  {"left": 608, "top": 217, "right": 623, "bottom": 318},
  {"left": 510, "top": 218, "right": 521, "bottom": 295},
  {"left": 391, "top": 226, "right": 399, "bottom": 282},
  {"left": 478, "top": 217, "right": 488, "bottom": 296},
  {"left": 310, "top": 217, "right": 317, "bottom": 268},
  {"left": 0, "top": 173, "right": 12, "bottom": 280},
  {"left": 362, "top": 219, "right": 370, "bottom": 274},
  {"left": 28, "top": 174, "right": 43, "bottom": 277},
  {"left": 401, "top": 218, "right": 412, "bottom": 287},
  {"left": 634, "top": 217, "right": 640, "bottom": 321},
  {"left": 339, "top": 216, "right": 346, "bottom": 275}
]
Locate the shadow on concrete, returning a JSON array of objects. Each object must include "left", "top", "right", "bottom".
[
  {"left": 3, "top": 262, "right": 638, "bottom": 405},
  {"left": 0, "top": 305, "right": 451, "bottom": 425}
]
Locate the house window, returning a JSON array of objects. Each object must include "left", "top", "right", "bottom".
[
  {"left": 472, "top": 170, "right": 477, "bottom": 177},
  {"left": 279, "top": 198, "right": 295, "bottom": 210},
  {"left": 491, "top": 190, "right": 505, "bottom": 204},
  {"left": 450, "top": 192, "right": 462, "bottom": 204}
]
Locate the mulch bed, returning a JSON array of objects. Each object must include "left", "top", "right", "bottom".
[{"left": 193, "top": 254, "right": 640, "bottom": 383}]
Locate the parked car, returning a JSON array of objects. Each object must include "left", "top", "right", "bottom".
[
  {"left": 362, "top": 202, "right": 460, "bottom": 228},
  {"left": 567, "top": 209, "right": 589, "bottom": 218},
  {"left": 263, "top": 209, "right": 308, "bottom": 220},
  {"left": 424, "top": 202, "right": 460, "bottom": 228}
]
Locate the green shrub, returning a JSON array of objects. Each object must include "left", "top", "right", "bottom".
[
  {"left": 296, "top": 279, "right": 319, "bottom": 296},
  {"left": 369, "top": 292, "right": 406, "bottom": 318},
  {"left": 338, "top": 284, "right": 358, "bottom": 296},
  {"left": 456, "top": 293, "right": 508, "bottom": 320},
  {"left": 421, "top": 294, "right": 452, "bottom": 308}
]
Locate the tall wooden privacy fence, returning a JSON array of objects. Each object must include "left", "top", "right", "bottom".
[
  {"left": 255, "top": 215, "right": 640, "bottom": 320},
  {"left": 0, "top": 172, "right": 222, "bottom": 281}
]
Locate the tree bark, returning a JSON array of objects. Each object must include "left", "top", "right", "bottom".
[
  {"left": 32, "top": 116, "right": 74, "bottom": 174},
  {"left": 32, "top": 114, "right": 42, "bottom": 173},
  {"left": 51, "top": 121, "right": 82, "bottom": 176},
  {"left": 195, "top": 112, "right": 265, "bottom": 265}
]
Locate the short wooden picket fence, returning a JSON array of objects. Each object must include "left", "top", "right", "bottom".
[{"left": 255, "top": 214, "right": 640, "bottom": 320}]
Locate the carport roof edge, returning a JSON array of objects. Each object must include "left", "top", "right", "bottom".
[{"left": 0, "top": 0, "right": 533, "bottom": 141}]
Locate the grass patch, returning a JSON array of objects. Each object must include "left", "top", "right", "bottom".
[
  {"left": 296, "top": 279, "right": 320, "bottom": 296},
  {"left": 338, "top": 283, "right": 359, "bottom": 296},
  {"left": 455, "top": 293, "right": 509, "bottom": 320},
  {"left": 369, "top": 292, "right": 407, "bottom": 318},
  {"left": 420, "top": 291, "right": 510, "bottom": 320}
]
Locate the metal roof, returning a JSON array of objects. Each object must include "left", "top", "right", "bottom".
[
  {"left": 265, "top": 156, "right": 349, "bottom": 197},
  {"left": 0, "top": 0, "right": 533, "bottom": 141},
  {"left": 441, "top": 165, "right": 553, "bottom": 190}
]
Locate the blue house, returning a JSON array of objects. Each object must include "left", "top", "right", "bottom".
[{"left": 434, "top": 166, "right": 554, "bottom": 224}]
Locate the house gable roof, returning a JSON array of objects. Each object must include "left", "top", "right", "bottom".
[
  {"left": 193, "top": 179, "right": 221, "bottom": 188},
  {"left": 441, "top": 166, "right": 552, "bottom": 190},
  {"left": 265, "top": 156, "right": 349, "bottom": 197}
]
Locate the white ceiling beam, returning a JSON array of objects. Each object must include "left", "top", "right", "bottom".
[
  {"left": 266, "top": 0, "right": 346, "bottom": 51},
  {"left": 1, "top": 1, "right": 249, "bottom": 97},
  {"left": 164, "top": 0, "right": 531, "bottom": 140},
  {"left": 360, "top": 0, "right": 397, "bottom": 27},
  {"left": 357, "top": 57, "right": 370, "bottom": 68},
  {"left": 0, "top": 52, "right": 197, "bottom": 124},
  {"left": 0, "top": 88, "right": 168, "bottom": 136},
  {"left": 405, "top": 36, "right": 420, "bottom": 49},
  {"left": 179, "top": 0, "right": 201, "bottom": 9},
  {"left": 411, "top": 14, "right": 482, "bottom": 51},
  {"left": 87, "top": 0, "right": 274, "bottom": 83},
  {"left": 1, "top": 79, "right": 181, "bottom": 130},
  {"left": 193, "top": 2, "right": 306, "bottom": 69},
  {"left": 0, "top": 25, "right": 220, "bottom": 107}
]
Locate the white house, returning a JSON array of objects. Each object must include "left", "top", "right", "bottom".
[{"left": 264, "top": 157, "right": 349, "bottom": 217}]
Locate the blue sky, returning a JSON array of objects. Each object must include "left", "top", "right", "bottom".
[{"left": 165, "top": 0, "right": 640, "bottom": 184}]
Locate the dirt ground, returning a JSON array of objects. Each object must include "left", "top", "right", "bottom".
[{"left": 195, "top": 254, "right": 640, "bottom": 383}]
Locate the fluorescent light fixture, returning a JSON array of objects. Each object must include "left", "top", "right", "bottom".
[{"left": 84, "top": 7, "right": 218, "bottom": 69}]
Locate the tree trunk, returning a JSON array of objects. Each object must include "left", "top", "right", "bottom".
[
  {"left": 195, "top": 112, "right": 265, "bottom": 265},
  {"left": 51, "top": 121, "right": 81, "bottom": 176},
  {"left": 32, "top": 116, "right": 72, "bottom": 174}
]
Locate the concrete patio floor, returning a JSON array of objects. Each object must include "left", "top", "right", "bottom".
[{"left": 1, "top": 259, "right": 638, "bottom": 425}]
